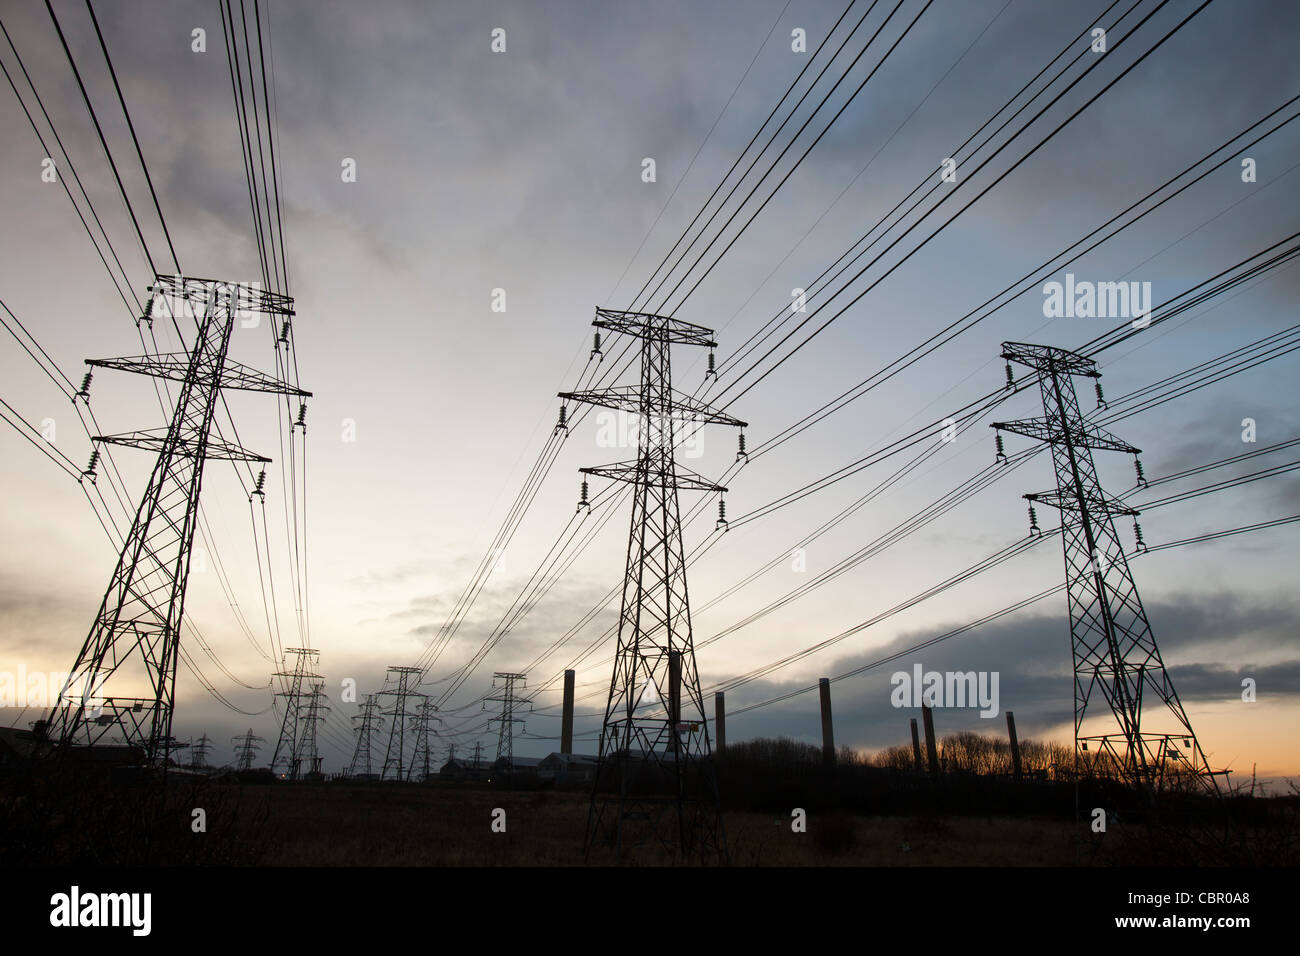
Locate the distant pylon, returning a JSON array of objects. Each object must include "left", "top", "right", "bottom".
[
  {"left": 189, "top": 733, "right": 212, "bottom": 770},
  {"left": 348, "top": 693, "right": 385, "bottom": 777},
  {"left": 299, "top": 683, "right": 329, "bottom": 776},
  {"left": 408, "top": 699, "right": 443, "bottom": 781},
  {"left": 232, "top": 728, "right": 265, "bottom": 771},
  {"left": 44, "top": 276, "right": 308, "bottom": 766},
  {"left": 560, "top": 308, "right": 745, "bottom": 859},
  {"left": 992, "top": 341, "right": 1218, "bottom": 795},
  {"left": 271, "top": 647, "right": 322, "bottom": 779},
  {"left": 378, "top": 666, "right": 426, "bottom": 781},
  {"left": 486, "top": 672, "right": 528, "bottom": 768}
]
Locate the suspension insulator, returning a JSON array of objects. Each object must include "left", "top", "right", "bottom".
[
  {"left": 295, "top": 403, "right": 307, "bottom": 430},
  {"left": 556, "top": 405, "right": 568, "bottom": 435},
  {"left": 576, "top": 478, "right": 589, "bottom": 512},
  {"left": 1134, "top": 455, "right": 1146, "bottom": 489},
  {"left": 1004, "top": 362, "right": 1015, "bottom": 391},
  {"left": 1095, "top": 379, "right": 1107, "bottom": 410},
  {"left": 279, "top": 320, "right": 291, "bottom": 346},
  {"left": 995, "top": 433, "right": 1007, "bottom": 464},
  {"left": 252, "top": 470, "right": 267, "bottom": 500},
  {"left": 76, "top": 370, "right": 93, "bottom": 401},
  {"left": 591, "top": 331, "right": 603, "bottom": 361},
  {"left": 139, "top": 292, "right": 156, "bottom": 328},
  {"left": 706, "top": 350, "right": 717, "bottom": 379},
  {"left": 81, "top": 448, "right": 100, "bottom": 482},
  {"left": 716, "top": 497, "right": 728, "bottom": 532},
  {"left": 736, "top": 430, "right": 747, "bottom": 462},
  {"left": 1027, "top": 504, "right": 1040, "bottom": 537},
  {"left": 1133, "top": 519, "right": 1147, "bottom": 553}
]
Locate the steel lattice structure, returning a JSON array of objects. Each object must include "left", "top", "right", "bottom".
[
  {"left": 408, "top": 699, "right": 442, "bottom": 782},
  {"left": 486, "top": 671, "right": 527, "bottom": 767},
  {"left": 379, "top": 665, "right": 425, "bottom": 781},
  {"left": 993, "top": 341, "right": 1218, "bottom": 795},
  {"left": 561, "top": 307, "right": 745, "bottom": 859},
  {"left": 272, "top": 647, "right": 322, "bottom": 779},
  {"left": 348, "top": 693, "right": 386, "bottom": 777},
  {"left": 189, "top": 732, "right": 213, "bottom": 769},
  {"left": 298, "top": 683, "right": 329, "bottom": 777},
  {"left": 232, "top": 728, "right": 265, "bottom": 772},
  {"left": 44, "top": 276, "right": 307, "bottom": 766}
]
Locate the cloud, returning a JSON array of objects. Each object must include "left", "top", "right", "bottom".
[{"left": 715, "top": 588, "right": 1300, "bottom": 750}]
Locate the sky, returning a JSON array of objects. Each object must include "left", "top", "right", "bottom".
[{"left": 1, "top": 0, "right": 1298, "bottom": 788}]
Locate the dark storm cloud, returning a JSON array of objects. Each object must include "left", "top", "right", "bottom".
[
  {"left": 1166, "top": 659, "right": 1300, "bottom": 701},
  {"left": 716, "top": 588, "right": 1300, "bottom": 750}
]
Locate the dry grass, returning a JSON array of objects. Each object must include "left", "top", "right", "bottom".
[
  {"left": 7, "top": 767, "right": 1294, "bottom": 866},
  {"left": 233, "top": 782, "right": 1086, "bottom": 866},
  {"left": 726, "top": 810, "right": 1077, "bottom": 866}
]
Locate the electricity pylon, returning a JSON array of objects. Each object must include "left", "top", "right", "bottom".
[
  {"left": 44, "top": 275, "right": 307, "bottom": 766},
  {"left": 486, "top": 672, "right": 527, "bottom": 767},
  {"left": 560, "top": 308, "right": 745, "bottom": 859},
  {"left": 379, "top": 666, "right": 425, "bottom": 781},
  {"left": 232, "top": 728, "right": 264, "bottom": 771},
  {"left": 408, "top": 699, "right": 442, "bottom": 781},
  {"left": 992, "top": 341, "right": 1218, "bottom": 795},
  {"left": 189, "top": 733, "right": 213, "bottom": 769},
  {"left": 272, "top": 647, "right": 322, "bottom": 779},
  {"left": 348, "top": 693, "right": 385, "bottom": 777},
  {"left": 299, "top": 683, "right": 329, "bottom": 777}
]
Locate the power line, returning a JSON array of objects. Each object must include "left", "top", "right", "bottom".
[
  {"left": 727, "top": 512, "right": 1299, "bottom": 718},
  {"left": 44, "top": 0, "right": 159, "bottom": 277},
  {"left": 84, "top": 0, "right": 181, "bottom": 273}
]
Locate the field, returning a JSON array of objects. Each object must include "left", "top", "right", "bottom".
[
  {"left": 232, "top": 783, "right": 1084, "bottom": 866},
  {"left": 4, "top": 766, "right": 1297, "bottom": 867}
]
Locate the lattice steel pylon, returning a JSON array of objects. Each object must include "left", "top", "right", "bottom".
[
  {"left": 190, "top": 733, "right": 213, "bottom": 769},
  {"left": 560, "top": 307, "right": 746, "bottom": 860},
  {"left": 992, "top": 341, "right": 1218, "bottom": 795},
  {"left": 348, "top": 693, "right": 385, "bottom": 777},
  {"left": 379, "top": 666, "right": 425, "bottom": 781},
  {"left": 271, "top": 647, "right": 322, "bottom": 779},
  {"left": 298, "top": 683, "right": 329, "bottom": 777},
  {"left": 44, "top": 276, "right": 307, "bottom": 767},
  {"left": 486, "top": 672, "right": 527, "bottom": 767},
  {"left": 408, "top": 699, "right": 442, "bottom": 782},
  {"left": 232, "top": 728, "right": 264, "bottom": 771}
]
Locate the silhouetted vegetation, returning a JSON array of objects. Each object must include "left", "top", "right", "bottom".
[
  {"left": 4, "top": 733, "right": 1293, "bottom": 865},
  {"left": 0, "top": 762, "right": 272, "bottom": 866}
]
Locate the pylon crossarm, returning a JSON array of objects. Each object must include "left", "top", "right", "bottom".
[
  {"left": 87, "top": 354, "right": 311, "bottom": 396},
  {"left": 1027, "top": 489, "right": 1139, "bottom": 517},
  {"left": 150, "top": 274, "right": 295, "bottom": 316},
  {"left": 993, "top": 417, "right": 1139, "bottom": 454},
  {"left": 94, "top": 429, "right": 272, "bottom": 462},
  {"left": 559, "top": 385, "right": 745, "bottom": 427},
  {"left": 1001, "top": 341, "right": 1097, "bottom": 376},
  {"left": 580, "top": 460, "right": 728, "bottom": 493},
  {"left": 593, "top": 308, "right": 717, "bottom": 346}
]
